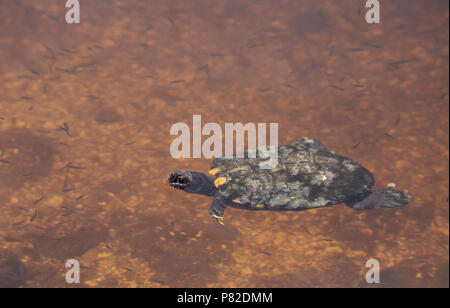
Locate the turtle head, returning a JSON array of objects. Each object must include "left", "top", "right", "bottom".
[
  {"left": 168, "top": 170, "right": 193, "bottom": 190},
  {"left": 168, "top": 170, "right": 217, "bottom": 196}
]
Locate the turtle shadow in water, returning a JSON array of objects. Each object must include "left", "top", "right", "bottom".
[
  {"left": 115, "top": 211, "right": 241, "bottom": 287},
  {"left": 0, "top": 251, "right": 30, "bottom": 288},
  {"left": 289, "top": 10, "right": 328, "bottom": 38},
  {"left": 0, "top": 128, "right": 57, "bottom": 189}
]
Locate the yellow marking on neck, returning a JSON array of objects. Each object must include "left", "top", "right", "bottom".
[
  {"left": 208, "top": 168, "right": 221, "bottom": 176},
  {"left": 232, "top": 198, "right": 243, "bottom": 204},
  {"left": 214, "top": 177, "right": 227, "bottom": 188}
]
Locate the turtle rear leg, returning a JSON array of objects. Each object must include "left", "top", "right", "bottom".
[
  {"left": 346, "top": 183, "right": 410, "bottom": 210},
  {"left": 209, "top": 194, "right": 227, "bottom": 225}
]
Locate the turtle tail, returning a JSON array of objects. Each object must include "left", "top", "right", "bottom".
[{"left": 346, "top": 183, "right": 410, "bottom": 210}]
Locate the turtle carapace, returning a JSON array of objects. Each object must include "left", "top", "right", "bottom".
[{"left": 168, "top": 138, "right": 410, "bottom": 224}]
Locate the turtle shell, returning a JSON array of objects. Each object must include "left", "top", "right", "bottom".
[{"left": 208, "top": 139, "right": 374, "bottom": 211}]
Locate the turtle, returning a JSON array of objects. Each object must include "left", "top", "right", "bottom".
[{"left": 168, "top": 137, "right": 410, "bottom": 224}]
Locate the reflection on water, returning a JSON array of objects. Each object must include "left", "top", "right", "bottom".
[{"left": 0, "top": 0, "right": 448, "bottom": 287}]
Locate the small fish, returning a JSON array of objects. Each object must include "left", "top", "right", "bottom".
[
  {"left": 25, "top": 66, "right": 39, "bottom": 75},
  {"left": 42, "top": 44, "right": 56, "bottom": 60},
  {"left": 56, "top": 67, "right": 78, "bottom": 75},
  {"left": 58, "top": 122, "right": 71, "bottom": 136},
  {"left": 60, "top": 48, "right": 75, "bottom": 54},
  {"left": 344, "top": 116, "right": 353, "bottom": 122},
  {"left": 63, "top": 162, "right": 85, "bottom": 169},
  {"left": 147, "top": 89, "right": 185, "bottom": 105},
  {"left": 30, "top": 210, "right": 38, "bottom": 223},
  {"left": 364, "top": 42, "right": 382, "bottom": 49},
  {"left": 33, "top": 197, "right": 43, "bottom": 204},
  {"left": 329, "top": 85, "right": 345, "bottom": 91},
  {"left": 329, "top": 46, "right": 335, "bottom": 56},
  {"left": 62, "top": 187, "right": 77, "bottom": 193},
  {"left": 76, "top": 194, "right": 85, "bottom": 200},
  {"left": 259, "top": 251, "right": 272, "bottom": 256},
  {"left": 388, "top": 58, "right": 419, "bottom": 69},
  {"left": 352, "top": 142, "right": 361, "bottom": 149},
  {"left": 384, "top": 132, "right": 395, "bottom": 139},
  {"left": 346, "top": 48, "right": 364, "bottom": 52}
]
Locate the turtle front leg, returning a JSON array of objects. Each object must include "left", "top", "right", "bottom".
[{"left": 209, "top": 194, "right": 227, "bottom": 225}]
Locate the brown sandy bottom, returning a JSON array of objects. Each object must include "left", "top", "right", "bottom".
[{"left": 0, "top": 0, "right": 448, "bottom": 287}]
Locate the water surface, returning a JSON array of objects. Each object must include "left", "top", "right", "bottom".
[{"left": 0, "top": 0, "right": 448, "bottom": 287}]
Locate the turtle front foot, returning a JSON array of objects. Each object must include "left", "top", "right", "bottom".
[
  {"left": 210, "top": 214, "right": 225, "bottom": 225},
  {"left": 209, "top": 194, "right": 227, "bottom": 225}
]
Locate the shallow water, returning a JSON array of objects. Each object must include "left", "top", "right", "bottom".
[{"left": 0, "top": 0, "right": 448, "bottom": 287}]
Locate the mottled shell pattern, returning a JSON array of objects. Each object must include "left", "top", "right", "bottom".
[{"left": 209, "top": 139, "right": 374, "bottom": 211}]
